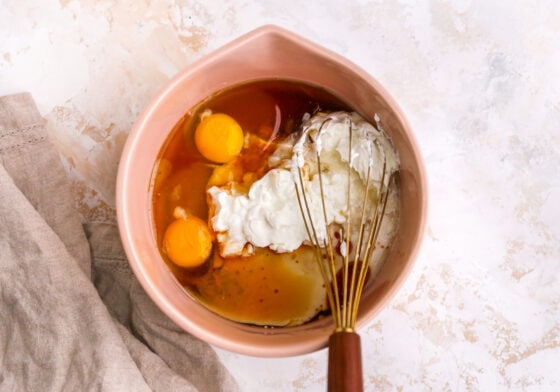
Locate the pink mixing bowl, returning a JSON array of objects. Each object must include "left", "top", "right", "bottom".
[{"left": 116, "top": 25, "right": 428, "bottom": 357}]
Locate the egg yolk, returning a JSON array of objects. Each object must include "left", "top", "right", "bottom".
[
  {"left": 194, "top": 113, "right": 244, "bottom": 163},
  {"left": 163, "top": 216, "right": 213, "bottom": 268}
]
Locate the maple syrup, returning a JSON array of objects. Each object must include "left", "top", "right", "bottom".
[{"left": 152, "top": 79, "right": 351, "bottom": 326}]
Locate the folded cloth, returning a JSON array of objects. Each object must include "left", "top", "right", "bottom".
[{"left": 0, "top": 93, "right": 238, "bottom": 392}]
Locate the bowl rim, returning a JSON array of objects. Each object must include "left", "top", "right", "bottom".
[{"left": 116, "top": 24, "right": 428, "bottom": 357}]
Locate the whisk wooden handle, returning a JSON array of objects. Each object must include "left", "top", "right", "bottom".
[{"left": 328, "top": 331, "right": 363, "bottom": 392}]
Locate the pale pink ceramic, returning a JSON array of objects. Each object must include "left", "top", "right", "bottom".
[{"left": 116, "top": 25, "right": 428, "bottom": 357}]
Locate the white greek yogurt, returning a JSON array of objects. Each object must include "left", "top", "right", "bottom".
[{"left": 207, "top": 111, "right": 399, "bottom": 258}]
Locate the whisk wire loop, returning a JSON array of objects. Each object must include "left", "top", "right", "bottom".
[
  {"left": 340, "top": 119, "right": 354, "bottom": 330},
  {"left": 351, "top": 159, "right": 389, "bottom": 326},
  {"left": 345, "top": 139, "right": 373, "bottom": 329},
  {"left": 293, "top": 169, "right": 340, "bottom": 327},
  {"left": 314, "top": 151, "right": 344, "bottom": 329},
  {"left": 293, "top": 115, "right": 392, "bottom": 333}
]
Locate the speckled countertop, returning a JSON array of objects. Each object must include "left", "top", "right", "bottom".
[{"left": 2, "top": 1, "right": 559, "bottom": 390}]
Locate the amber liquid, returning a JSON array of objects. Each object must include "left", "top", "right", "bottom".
[{"left": 152, "top": 79, "right": 351, "bottom": 326}]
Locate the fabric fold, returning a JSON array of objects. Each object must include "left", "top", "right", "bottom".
[{"left": 0, "top": 93, "right": 238, "bottom": 392}]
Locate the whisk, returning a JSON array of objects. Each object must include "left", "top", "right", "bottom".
[{"left": 293, "top": 116, "right": 392, "bottom": 392}]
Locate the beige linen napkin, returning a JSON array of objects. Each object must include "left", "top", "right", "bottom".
[{"left": 0, "top": 93, "right": 238, "bottom": 392}]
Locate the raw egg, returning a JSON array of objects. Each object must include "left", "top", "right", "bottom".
[
  {"left": 163, "top": 215, "right": 213, "bottom": 268},
  {"left": 194, "top": 113, "right": 244, "bottom": 163}
]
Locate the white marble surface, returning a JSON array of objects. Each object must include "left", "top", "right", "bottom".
[{"left": 2, "top": 0, "right": 559, "bottom": 390}]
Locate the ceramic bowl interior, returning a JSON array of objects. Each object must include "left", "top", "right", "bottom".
[{"left": 116, "top": 25, "right": 428, "bottom": 357}]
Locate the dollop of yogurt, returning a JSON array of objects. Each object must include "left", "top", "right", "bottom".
[{"left": 207, "top": 111, "right": 399, "bottom": 258}]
